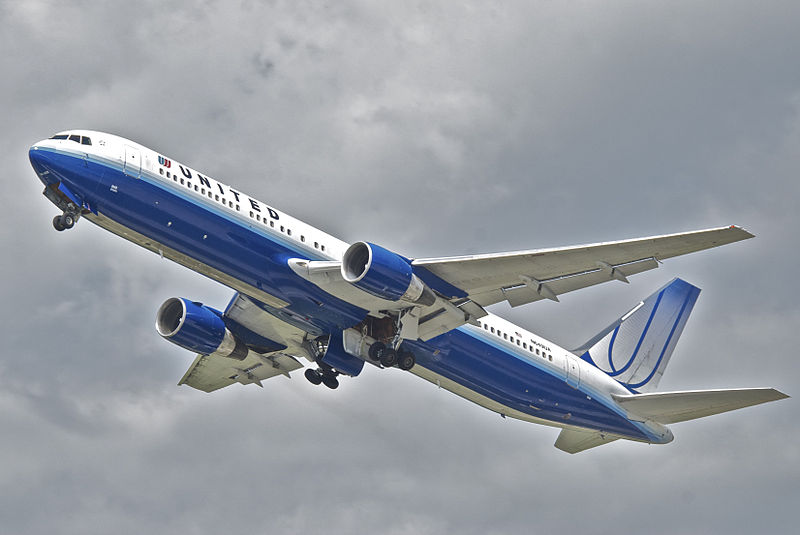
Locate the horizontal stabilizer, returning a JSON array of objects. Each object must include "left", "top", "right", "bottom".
[
  {"left": 613, "top": 388, "right": 789, "bottom": 424},
  {"left": 554, "top": 428, "right": 619, "bottom": 454}
]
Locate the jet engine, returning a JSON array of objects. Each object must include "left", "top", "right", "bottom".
[
  {"left": 156, "top": 297, "right": 248, "bottom": 360},
  {"left": 341, "top": 241, "right": 436, "bottom": 306}
]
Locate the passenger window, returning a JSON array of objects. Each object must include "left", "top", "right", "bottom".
[
  {"left": 536, "top": 348, "right": 540, "bottom": 355},
  {"left": 490, "top": 327, "right": 495, "bottom": 334},
  {"left": 81, "top": 137, "right": 92, "bottom": 146},
  {"left": 180, "top": 178, "right": 184, "bottom": 185},
  {"left": 249, "top": 211, "right": 254, "bottom": 218},
  {"left": 517, "top": 340, "right": 521, "bottom": 346},
  {"left": 549, "top": 354, "right": 553, "bottom": 361},
  {"left": 314, "top": 242, "right": 319, "bottom": 249},
  {"left": 270, "top": 221, "right": 274, "bottom": 228},
  {"left": 485, "top": 324, "right": 489, "bottom": 331},
  {"left": 159, "top": 168, "right": 164, "bottom": 175},
  {"left": 523, "top": 342, "right": 527, "bottom": 349},
  {"left": 287, "top": 229, "right": 292, "bottom": 236},
  {"left": 300, "top": 235, "right": 305, "bottom": 242},
  {"left": 503, "top": 333, "right": 508, "bottom": 340},
  {"left": 215, "top": 194, "right": 219, "bottom": 201},
  {"left": 236, "top": 205, "right": 240, "bottom": 211},
  {"left": 280, "top": 226, "right": 285, "bottom": 232},
  {"left": 321, "top": 245, "right": 326, "bottom": 252},
  {"left": 510, "top": 337, "right": 515, "bottom": 344}
]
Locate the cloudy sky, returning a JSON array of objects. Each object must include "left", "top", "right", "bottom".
[{"left": 1, "top": 1, "right": 798, "bottom": 533}]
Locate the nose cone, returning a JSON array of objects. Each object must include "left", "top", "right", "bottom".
[
  {"left": 29, "top": 141, "right": 51, "bottom": 177},
  {"left": 29, "top": 140, "right": 67, "bottom": 187}
]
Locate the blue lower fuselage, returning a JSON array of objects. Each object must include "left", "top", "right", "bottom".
[{"left": 29, "top": 145, "right": 651, "bottom": 441}]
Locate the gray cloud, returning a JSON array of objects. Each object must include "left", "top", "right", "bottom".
[{"left": 1, "top": 1, "right": 798, "bottom": 533}]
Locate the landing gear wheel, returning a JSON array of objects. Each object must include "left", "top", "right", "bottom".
[
  {"left": 53, "top": 215, "right": 66, "bottom": 232},
  {"left": 379, "top": 348, "right": 398, "bottom": 368},
  {"left": 304, "top": 368, "right": 322, "bottom": 385},
  {"left": 321, "top": 374, "right": 339, "bottom": 389},
  {"left": 398, "top": 351, "right": 416, "bottom": 371},
  {"left": 61, "top": 213, "right": 75, "bottom": 229},
  {"left": 368, "top": 341, "right": 386, "bottom": 361}
]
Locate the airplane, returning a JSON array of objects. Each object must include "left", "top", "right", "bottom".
[{"left": 28, "top": 129, "right": 788, "bottom": 453}]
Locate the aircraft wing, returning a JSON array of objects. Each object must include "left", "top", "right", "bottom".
[
  {"left": 177, "top": 293, "right": 310, "bottom": 392},
  {"left": 411, "top": 226, "right": 752, "bottom": 340},
  {"left": 413, "top": 225, "right": 753, "bottom": 309},
  {"left": 179, "top": 351, "right": 303, "bottom": 393}
]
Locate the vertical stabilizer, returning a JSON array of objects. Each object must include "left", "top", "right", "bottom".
[{"left": 575, "top": 278, "right": 700, "bottom": 392}]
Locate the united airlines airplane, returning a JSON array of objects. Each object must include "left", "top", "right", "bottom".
[{"left": 29, "top": 130, "right": 788, "bottom": 453}]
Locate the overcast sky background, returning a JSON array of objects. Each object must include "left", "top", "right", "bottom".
[{"left": 1, "top": 1, "right": 798, "bottom": 533}]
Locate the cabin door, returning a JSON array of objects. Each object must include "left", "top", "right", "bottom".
[
  {"left": 123, "top": 145, "right": 141, "bottom": 178},
  {"left": 565, "top": 356, "right": 581, "bottom": 388}
]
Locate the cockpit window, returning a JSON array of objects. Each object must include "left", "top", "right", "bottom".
[{"left": 50, "top": 133, "right": 92, "bottom": 145}]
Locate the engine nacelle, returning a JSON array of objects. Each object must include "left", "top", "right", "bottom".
[
  {"left": 156, "top": 297, "right": 248, "bottom": 360},
  {"left": 341, "top": 242, "right": 436, "bottom": 306}
]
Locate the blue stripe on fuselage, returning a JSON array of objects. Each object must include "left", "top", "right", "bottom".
[
  {"left": 31, "top": 146, "right": 650, "bottom": 440},
  {"left": 406, "top": 328, "right": 650, "bottom": 439},
  {"left": 31, "top": 146, "right": 369, "bottom": 333}
]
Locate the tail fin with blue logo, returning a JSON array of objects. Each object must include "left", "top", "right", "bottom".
[{"left": 574, "top": 278, "right": 700, "bottom": 393}]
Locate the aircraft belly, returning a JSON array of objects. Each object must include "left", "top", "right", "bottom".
[{"left": 407, "top": 328, "right": 650, "bottom": 440}]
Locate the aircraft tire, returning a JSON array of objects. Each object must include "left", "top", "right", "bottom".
[
  {"left": 62, "top": 214, "right": 75, "bottom": 229},
  {"left": 398, "top": 351, "right": 415, "bottom": 371},
  {"left": 379, "top": 348, "right": 397, "bottom": 368},
  {"left": 305, "top": 368, "right": 323, "bottom": 385},
  {"left": 368, "top": 341, "right": 385, "bottom": 361},
  {"left": 321, "top": 374, "right": 339, "bottom": 389},
  {"left": 53, "top": 215, "right": 66, "bottom": 231}
]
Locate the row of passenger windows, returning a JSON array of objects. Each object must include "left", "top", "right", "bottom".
[
  {"left": 246, "top": 210, "right": 327, "bottom": 251},
  {"left": 480, "top": 322, "right": 553, "bottom": 361},
  {"left": 51, "top": 134, "right": 92, "bottom": 146},
  {"left": 159, "top": 167, "right": 328, "bottom": 253}
]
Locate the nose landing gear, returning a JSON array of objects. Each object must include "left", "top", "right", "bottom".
[{"left": 52, "top": 212, "right": 77, "bottom": 231}]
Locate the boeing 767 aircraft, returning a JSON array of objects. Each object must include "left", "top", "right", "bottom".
[{"left": 28, "top": 130, "right": 788, "bottom": 453}]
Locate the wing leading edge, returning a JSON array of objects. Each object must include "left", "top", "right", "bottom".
[{"left": 413, "top": 225, "right": 753, "bottom": 310}]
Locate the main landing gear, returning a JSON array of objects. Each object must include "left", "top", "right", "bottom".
[
  {"left": 52, "top": 210, "right": 79, "bottom": 231},
  {"left": 304, "top": 364, "right": 340, "bottom": 389},
  {"left": 368, "top": 341, "right": 416, "bottom": 371}
]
